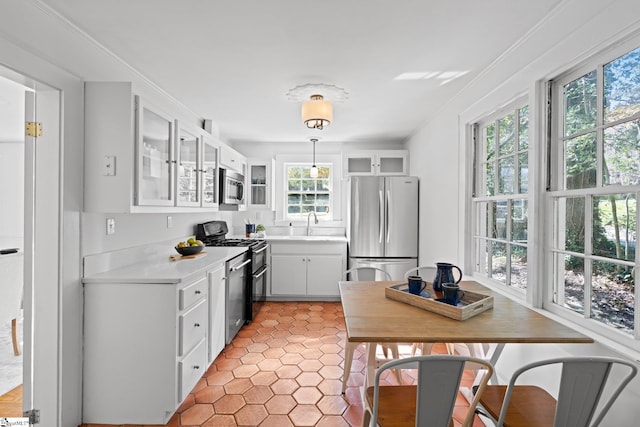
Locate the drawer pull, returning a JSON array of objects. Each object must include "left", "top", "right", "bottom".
[
  {"left": 193, "top": 365, "right": 200, "bottom": 370},
  {"left": 194, "top": 323, "right": 201, "bottom": 327},
  {"left": 195, "top": 290, "right": 201, "bottom": 295}
]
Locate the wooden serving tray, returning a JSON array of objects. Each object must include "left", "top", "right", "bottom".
[
  {"left": 385, "top": 282, "right": 493, "bottom": 321},
  {"left": 169, "top": 251, "right": 207, "bottom": 262}
]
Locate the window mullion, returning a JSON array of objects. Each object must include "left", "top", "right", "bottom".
[
  {"left": 596, "top": 64, "right": 604, "bottom": 187},
  {"left": 584, "top": 194, "right": 593, "bottom": 320}
]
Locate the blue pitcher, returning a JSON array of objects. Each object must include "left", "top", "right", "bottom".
[{"left": 432, "top": 262, "right": 463, "bottom": 292}]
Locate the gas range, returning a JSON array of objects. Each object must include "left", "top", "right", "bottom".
[{"left": 196, "top": 220, "right": 268, "bottom": 325}]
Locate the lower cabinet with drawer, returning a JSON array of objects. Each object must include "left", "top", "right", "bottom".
[{"left": 83, "top": 274, "right": 208, "bottom": 425}]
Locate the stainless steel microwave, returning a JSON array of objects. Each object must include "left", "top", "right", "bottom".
[{"left": 219, "top": 168, "right": 245, "bottom": 205}]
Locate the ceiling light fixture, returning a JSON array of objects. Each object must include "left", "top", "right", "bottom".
[
  {"left": 310, "top": 137, "right": 319, "bottom": 178},
  {"left": 287, "top": 83, "right": 348, "bottom": 130},
  {"left": 302, "top": 95, "right": 332, "bottom": 130}
]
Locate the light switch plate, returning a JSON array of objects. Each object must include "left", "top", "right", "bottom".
[
  {"left": 167, "top": 216, "right": 173, "bottom": 228},
  {"left": 106, "top": 218, "right": 115, "bottom": 235}
]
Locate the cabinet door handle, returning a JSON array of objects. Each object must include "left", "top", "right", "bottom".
[
  {"left": 194, "top": 323, "right": 200, "bottom": 327},
  {"left": 193, "top": 365, "right": 200, "bottom": 370},
  {"left": 195, "top": 290, "right": 201, "bottom": 295}
]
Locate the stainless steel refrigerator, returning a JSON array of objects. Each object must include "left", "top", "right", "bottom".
[{"left": 348, "top": 176, "right": 418, "bottom": 280}]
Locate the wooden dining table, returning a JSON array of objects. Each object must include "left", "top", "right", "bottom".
[{"left": 339, "top": 280, "right": 594, "bottom": 387}]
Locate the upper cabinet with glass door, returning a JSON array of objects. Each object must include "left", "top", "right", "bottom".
[
  {"left": 248, "top": 159, "right": 275, "bottom": 210},
  {"left": 84, "top": 81, "right": 224, "bottom": 212},
  {"left": 136, "top": 102, "right": 176, "bottom": 207},
  {"left": 344, "top": 150, "right": 408, "bottom": 176},
  {"left": 175, "top": 125, "right": 200, "bottom": 207}
]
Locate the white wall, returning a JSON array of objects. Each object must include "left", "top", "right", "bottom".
[
  {"left": 0, "top": 142, "right": 24, "bottom": 248},
  {"left": 407, "top": 0, "right": 640, "bottom": 424}
]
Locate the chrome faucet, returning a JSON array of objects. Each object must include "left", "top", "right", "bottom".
[{"left": 306, "top": 211, "right": 318, "bottom": 236}]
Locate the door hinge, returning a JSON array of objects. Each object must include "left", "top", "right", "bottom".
[
  {"left": 23, "top": 409, "right": 40, "bottom": 424},
  {"left": 25, "top": 122, "right": 42, "bottom": 137}
]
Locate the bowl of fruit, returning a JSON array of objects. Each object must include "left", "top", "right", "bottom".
[{"left": 175, "top": 237, "right": 204, "bottom": 256}]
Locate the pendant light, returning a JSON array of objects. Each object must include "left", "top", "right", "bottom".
[{"left": 310, "top": 138, "right": 318, "bottom": 178}]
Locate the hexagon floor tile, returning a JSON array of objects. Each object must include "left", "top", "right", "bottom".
[{"left": 78, "top": 301, "right": 484, "bottom": 426}]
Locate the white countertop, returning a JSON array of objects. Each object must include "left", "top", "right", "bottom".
[
  {"left": 83, "top": 246, "right": 247, "bottom": 284},
  {"left": 265, "top": 235, "right": 347, "bottom": 242}
]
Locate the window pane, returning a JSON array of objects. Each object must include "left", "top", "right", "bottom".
[
  {"left": 592, "top": 194, "right": 636, "bottom": 261},
  {"left": 518, "top": 153, "right": 528, "bottom": 194},
  {"left": 317, "top": 179, "right": 330, "bottom": 191},
  {"left": 492, "top": 201, "right": 507, "bottom": 239},
  {"left": 302, "top": 194, "right": 316, "bottom": 204},
  {"left": 301, "top": 205, "right": 314, "bottom": 214},
  {"left": 484, "top": 123, "right": 495, "bottom": 161},
  {"left": 519, "top": 106, "right": 529, "bottom": 150},
  {"left": 485, "top": 162, "right": 495, "bottom": 196},
  {"left": 565, "top": 133, "right": 597, "bottom": 190},
  {"left": 604, "top": 47, "right": 640, "bottom": 123},
  {"left": 498, "top": 157, "right": 515, "bottom": 194},
  {"left": 288, "top": 179, "right": 301, "bottom": 191},
  {"left": 490, "top": 241, "right": 507, "bottom": 284},
  {"left": 603, "top": 120, "right": 640, "bottom": 186},
  {"left": 317, "top": 167, "right": 330, "bottom": 178},
  {"left": 289, "top": 167, "right": 303, "bottom": 178},
  {"left": 563, "top": 71, "right": 597, "bottom": 136},
  {"left": 561, "top": 255, "right": 585, "bottom": 315},
  {"left": 317, "top": 194, "right": 330, "bottom": 205},
  {"left": 563, "top": 197, "right": 585, "bottom": 253},
  {"left": 302, "top": 179, "right": 315, "bottom": 191},
  {"left": 288, "top": 205, "right": 300, "bottom": 214},
  {"left": 591, "top": 260, "right": 634, "bottom": 334},
  {"left": 511, "top": 199, "right": 528, "bottom": 243},
  {"left": 510, "top": 244, "right": 527, "bottom": 290},
  {"left": 498, "top": 114, "right": 515, "bottom": 156},
  {"left": 288, "top": 194, "right": 300, "bottom": 205}
]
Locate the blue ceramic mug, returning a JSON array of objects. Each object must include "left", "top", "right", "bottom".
[
  {"left": 442, "top": 282, "right": 465, "bottom": 305},
  {"left": 407, "top": 275, "right": 426, "bottom": 295}
]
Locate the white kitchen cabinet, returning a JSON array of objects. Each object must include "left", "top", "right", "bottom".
[
  {"left": 208, "top": 263, "right": 226, "bottom": 364},
  {"left": 176, "top": 126, "right": 220, "bottom": 208},
  {"left": 248, "top": 159, "right": 275, "bottom": 209},
  {"left": 219, "top": 144, "right": 246, "bottom": 173},
  {"left": 270, "top": 241, "right": 346, "bottom": 297},
  {"left": 84, "top": 81, "right": 225, "bottom": 212},
  {"left": 344, "top": 150, "right": 409, "bottom": 176},
  {"left": 83, "top": 274, "right": 208, "bottom": 424}
]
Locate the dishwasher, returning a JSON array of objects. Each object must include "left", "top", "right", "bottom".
[{"left": 225, "top": 251, "right": 251, "bottom": 344}]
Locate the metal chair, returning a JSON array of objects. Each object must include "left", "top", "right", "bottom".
[
  {"left": 341, "top": 267, "right": 402, "bottom": 393},
  {"left": 478, "top": 356, "right": 638, "bottom": 427},
  {"left": 362, "top": 355, "right": 494, "bottom": 427}
]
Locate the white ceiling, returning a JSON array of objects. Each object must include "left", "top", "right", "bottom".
[{"left": 31, "top": 1, "right": 561, "bottom": 145}]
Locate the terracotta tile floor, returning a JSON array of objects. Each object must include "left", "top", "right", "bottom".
[{"left": 80, "top": 301, "right": 484, "bottom": 427}]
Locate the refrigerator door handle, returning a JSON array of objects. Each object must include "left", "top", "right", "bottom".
[
  {"left": 386, "top": 189, "right": 391, "bottom": 243},
  {"left": 378, "top": 190, "right": 384, "bottom": 244}
]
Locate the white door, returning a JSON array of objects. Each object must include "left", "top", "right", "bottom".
[{"left": 23, "top": 84, "right": 61, "bottom": 421}]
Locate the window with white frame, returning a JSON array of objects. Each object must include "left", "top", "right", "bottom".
[
  {"left": 550, "top": 45, "right": 639, "bottom": 337},
  {"left": 472, "top": 102, "right": 530, "bottom": 291},
  {"left": 285, "top": 164, "right": 332, "bottom": 220}
]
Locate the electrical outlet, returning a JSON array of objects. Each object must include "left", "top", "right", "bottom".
[
  {"left": 167, "top": 216, "right": 173, "bottom": 228},
  {"left": 106, "top": 218, "right": 115, "bottom": 235}
]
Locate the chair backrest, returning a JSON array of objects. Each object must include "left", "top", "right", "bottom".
[
  {"left": 497, "top": 356, "right": 638, "bottom": 427},
  {"left": 371, "top": 355, "right": 494, "bottom": 427},
  {"left": 403, "top": 265, "right": 437, "bottom": 280},
  {"left": 0, "top": 252, "right": 23, "bottom": 324},
  {"left": 343, "top": 266, "right": 391, "bottom": 281}
]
